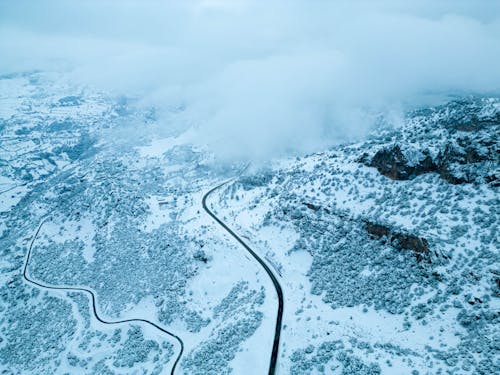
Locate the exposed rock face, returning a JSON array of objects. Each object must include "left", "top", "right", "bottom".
[
  {"left": 366, "top": 99, "right": 499, "bottom": 185},
  {"left": 436, "top": 138, "right": 498, "bottom": 184},
  {"left": 303, "top": 202, "right": 321, "bottom": 211},
  {"left": 439, "top": 99, "right": 500, "bottom": 132},
  {"left": 369, "top": 146, "right": 436, "bottom": 180},
  {"left": 391, "top": 233, "right": 429, "bottom": 256},
  {"left": 365, "top": 222, "right": 390, "bottom": 238},
  {"left": 365, "top": 221, "right": 430, "bottom": 262},
  {"left": 369, "top": 142, "right": 498, "bottom": 185}
]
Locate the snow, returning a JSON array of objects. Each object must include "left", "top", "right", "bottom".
[
  {"left": 0, "top": 184, "right": 28, "bottom": 212},
  {"left": 1, "top": 71, "right": 498, "bottom": 374},
  {"left": 137, "top": 128, "right": 198, "bottom": 158}
]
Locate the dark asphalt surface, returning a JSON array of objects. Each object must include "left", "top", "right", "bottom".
[
  {"left": 202, "top": 180, "right": 284, "bottom": 375},
  {"left": 22, "top": 218, "right": 184, "bottom": 375}
]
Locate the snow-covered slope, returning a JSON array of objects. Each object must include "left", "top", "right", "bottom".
[
  {"left": 215, "top": 99, "right": 499, "bottom": 374},
  {"left": 1, "top": 71, "right": 498, "bottom": 375},
  {"left": 1, "top": 72, "right": 273, "bottom": 375}
]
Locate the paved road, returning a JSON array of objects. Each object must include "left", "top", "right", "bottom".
[
  {"left": 22, "top": 218, "right": 184, "bottom": 375},
  {"left": 202, "top": 180, "right": 284, "bottom": 375}
]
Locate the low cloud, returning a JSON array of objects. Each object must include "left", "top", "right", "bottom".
[{"left": 2, "top": 0, "right": 500, "bottom": 160}]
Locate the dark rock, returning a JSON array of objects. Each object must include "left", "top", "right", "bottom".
[
  {"left": 436, "top": 137, "right": 499, "bottom": 184},
  {"left": 440, "top": 99, "right": 500, "bottom": 132},
  {"left": 368, "top": 138, "right": 498, "bottom": 185},
  {"left": 365, "top": 220, "right": 430, "bottom": 262},
  {"left": 391, "top": 232, "right": 429, "bottom": 255},
  {"left": 365, "top": 222, "right": 390, "bottom": 238},
  {"left": 303, "top": 202, "right": 321, "bottom": 211},
  {"left": 366, "top": 99, "right": 499, "bottom": 185},
  {"left": 369, "top": 145, "right": 436, "bottom": 181}
]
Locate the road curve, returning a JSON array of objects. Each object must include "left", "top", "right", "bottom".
[
  {"left": 202, "top": 180, "right": 284, "bottom": 375},
  {"left": 22, "top": 218, "right": 184, "bottom": 375}
]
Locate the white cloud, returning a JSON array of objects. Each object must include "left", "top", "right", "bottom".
[{"left": 1, "top": 0, "right": 500, "bottom": 160}]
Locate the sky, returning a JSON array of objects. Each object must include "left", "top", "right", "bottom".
[{"left": 2, "top": 0, "right": 500, "bottom": 160}]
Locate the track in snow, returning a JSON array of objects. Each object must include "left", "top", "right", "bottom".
[{"left": 22, "top": 218, "right": 184, "bottom": 375}]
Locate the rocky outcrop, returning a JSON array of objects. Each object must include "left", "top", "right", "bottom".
[
  {"left": 365, "top": 99, "right": 499, "bottom": 185},
  {"left": 303, "top": 202, "right": 321, "bottom": 211},
  {"left": 368, "top": 138, "right": 498, "bottom": 185},
  {"left": 439, "top": 99, "right": 500, "bottom": 132},
  {"left": 436, "top": 138, "right": 498, "bottom": 184},
  {"left": 365, "top": 221, "right": 430, "bottom": 262},
  {"left": 368, "top": 145, "right": 436, "bottom": 180}
]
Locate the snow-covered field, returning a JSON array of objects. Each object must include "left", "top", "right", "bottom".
[{"left": 1, "top": 71, "right": 498, "bottom": 375}]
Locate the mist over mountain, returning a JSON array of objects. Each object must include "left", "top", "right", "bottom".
[
  {"left": 1, "top": 2, "right": 499, "bottom": 375},
  {"left": 2, "top": 0, "right": 500, "bottom": 159}
]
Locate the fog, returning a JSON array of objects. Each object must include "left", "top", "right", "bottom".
[{"left": 2, "top": 0, "right": 500, "bottom": 159}]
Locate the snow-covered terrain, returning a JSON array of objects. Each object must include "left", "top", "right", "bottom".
[
  {"left": 1, "top": 70, "right": 498, "bottom": 375},
  {"left": 214, "top": 99, "right": 499, "bottom": 374},
  {"left": 0, "top": 72, "right": 274, "bottom": 374}
]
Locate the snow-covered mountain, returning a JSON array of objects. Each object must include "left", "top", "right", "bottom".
[
  {"left": 1, "top": 71, "right": 498, "bottom": 375},
  {"left": 215, "top": 97, "right": 499, "bottom": 374}
]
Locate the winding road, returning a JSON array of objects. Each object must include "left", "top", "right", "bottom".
[
  {"left": 202, "top": 180, "right": 284, "bottom": 375},
  {"left": 22, "top": 176, "right": 283, "bottom": 375},
  {"left": 22, "top": 218, "right": 184, "bottom": 375}
]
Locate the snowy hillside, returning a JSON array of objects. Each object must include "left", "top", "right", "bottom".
[
  {"left": 1, "top": 72, "right": 275, "bottom": 375},
  {"left": 0, "top": 70, "right": 499, "bottom": 375},
  {"left": 214, "top": 98, "right": 499, "bottom": 374}
]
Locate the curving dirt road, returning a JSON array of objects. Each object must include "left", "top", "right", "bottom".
[
  {"left": 202, "top": 180, "right": 284, "bottom": 375},
  {"left": 22, "top": 218, "right": 184, "bottom": 375}
]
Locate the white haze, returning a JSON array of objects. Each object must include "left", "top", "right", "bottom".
[{"left": 1, "top": 0, "right": 500, "bottom": 160}]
